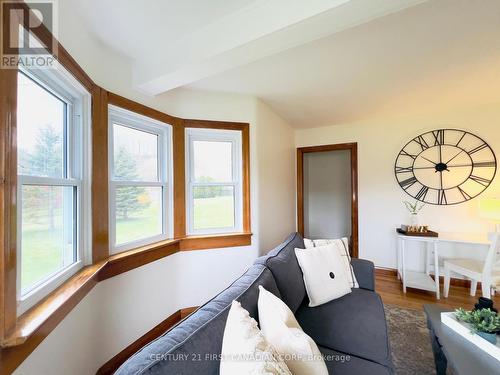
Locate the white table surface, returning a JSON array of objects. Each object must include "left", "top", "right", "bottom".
[{"left": 396, "top": 232, "right": 490, "bottom": 245}]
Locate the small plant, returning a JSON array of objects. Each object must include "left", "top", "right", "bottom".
[
  {"left": 403, "top": 200, "right": 425, "bottom": 215},
  {"left": 455, "top": 308, "right": 500, "bottom": 334}
]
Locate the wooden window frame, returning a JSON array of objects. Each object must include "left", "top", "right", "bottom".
[
  {"left": 15, "top": 64, "right": 92, "bottom": 316},
  {"left": 108, "top": 105, "right": 173, "bottom": 254},
  {"left": 0, "top": 5, "right": 252, "bottom": 373},
  {"left": 185, "top": 127, "right": 243, "bottom": 235},
  {"left": 181, "top": 119, "right": 251, "bottom": 236}
]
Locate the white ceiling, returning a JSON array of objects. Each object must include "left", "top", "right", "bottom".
[
  {"left": 187, "top": 0, "right": 500, "bottom": 127},
  {"left": 68, "top": 0, "right": 500, "bottom": 128},
  {"left": 68, "top": 0, "right": 426, "bottom": 91},
  {"left": 70, "top": 0, "right": 255, "bottom": 60}
]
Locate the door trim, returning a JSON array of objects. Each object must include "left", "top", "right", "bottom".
[{"left": 297, "top": 143, "right": 359, "bottom": 258}]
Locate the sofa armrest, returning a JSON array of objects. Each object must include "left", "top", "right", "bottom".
[{"left": 351, "top": 258, "right": 375, "bottom": 291}]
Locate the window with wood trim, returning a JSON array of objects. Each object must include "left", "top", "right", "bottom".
[
  {"left": 108, "top": 105, "right": 173, "bottom": 253},
  {"left": 185, "top": 128, "right": 243, "bottom": 235},
  {"left": 16, "top": 66, "right": 91, "bottom": 315}
]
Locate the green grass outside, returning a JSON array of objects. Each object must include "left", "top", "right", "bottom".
[
  {"left": 194, "top": 195, "right": 234, "bottom": 229},
  {"left": 21, "top": 227, "right": 65, "bottom": 291},
  {"left": 21, "top": 196, "right": 234, "bottom": 290},
  {"left": 115, "top": 204, "right": 161, "bottom": 245}
]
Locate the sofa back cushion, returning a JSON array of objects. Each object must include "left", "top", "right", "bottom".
[
  {"left": 255, "top": 232, "right": 306, "bottom": 312},
  {"left": 115, "top": 263, "right": 281, "bottom": 375}
]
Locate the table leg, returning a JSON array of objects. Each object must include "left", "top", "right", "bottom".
[
  {"left": 425, "top": 242, "right": 431, "bottom": 276},
  {"left": 434, "top": 241, "right": 440, "bottom": 299},
  {"left": 402, "top": 239, "right": 406, "bottom": 293},
  {"left": 397, "top": 238, "right": 401, "bottom": 280}
]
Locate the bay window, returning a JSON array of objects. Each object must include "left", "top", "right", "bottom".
[
  {"left": 1, "top": 15, "right": 252, "bottom": 369},
  {"left": 108, "top": 105, "right": 172, "bottom": 253}
]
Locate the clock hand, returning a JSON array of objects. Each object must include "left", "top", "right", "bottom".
[
  {"left": 412, "top": 166, "right": 439, "bottom": 170},
  {"left": 420, "top": 156, "right": 437, "bottom": 165},
  {"left": 446, "top": 164, "right": 472, "bottom": 168},
  {"left": 438, "top": 145, "right": 450, "bottom": 171},
  {"left": 444, "top": 150, "right": 464, "bottom": 165}
]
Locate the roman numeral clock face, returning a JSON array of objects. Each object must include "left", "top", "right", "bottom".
[{"left": 395, "top": 129, "right": 497, "bottom": 205}]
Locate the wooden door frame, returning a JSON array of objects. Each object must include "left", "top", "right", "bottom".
[{"left": 297, "top": 143, "right": 359, "bottom": 258}]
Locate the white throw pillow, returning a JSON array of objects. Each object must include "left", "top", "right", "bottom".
[
  {"left": 295, "top": 244, "right": 352, "bottom": 307},
  {"left": 220, "top": 300, "right": 291, "bottom": 375},
  {"left": 258, "top": 286, "right": 328, "bottom": 375},
  {"left": 304, "top": 237, "right": 359, "bottom": 289}
]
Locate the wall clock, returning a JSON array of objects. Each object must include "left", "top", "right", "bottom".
[{"left": 395, "top": 129, "right": 497, "bottom": 205}]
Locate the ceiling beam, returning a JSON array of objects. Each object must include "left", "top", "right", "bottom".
[{"left": 134, "top": 0, "right": 427, "bottom": 96}]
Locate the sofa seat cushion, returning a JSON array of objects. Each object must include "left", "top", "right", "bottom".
[
  {"left": 255, "top": 232, "right": 307, "bottom": 312},
  {"left": 318, "top": 346, "right": 394, "bottom": 375},
  {"left": 295, "top": 288, "right": 392, "bottom": 368},
  {"left": 115, "top": 264, "right": 282, "bottom": 375}
]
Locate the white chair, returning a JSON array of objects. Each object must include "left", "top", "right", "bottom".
[{"left": 443, "top": 233, "right": 500, "bottom": 299}]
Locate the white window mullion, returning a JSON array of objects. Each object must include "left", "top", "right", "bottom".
[
  {"left": 191, "top": 182, "right": 238, "bottom": 187},
  {"left": 19, "top": 175, "right": 81, "bottom": 187},
  {"left": 111, "top": 180, "right": 164, "bottom": 187}
]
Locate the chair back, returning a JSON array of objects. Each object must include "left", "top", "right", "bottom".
[{"left": 482, "top": 233, "right": 500, "bottom": 276}]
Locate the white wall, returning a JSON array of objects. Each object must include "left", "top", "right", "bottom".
[
  {"left": 14, "top": 9, "right": 296, "bottom": 375},
  {"left": 14, "top": 289, "right": 101, "bottom": 375},
  {"left": 95, "top": 247, "right": 259, "bottom": 371},
  {"left": 296, "top": 103, "right": 500, "bottom": 271},
  {"left": 255, "top": 100, "right": 296, "bottom": 252}
]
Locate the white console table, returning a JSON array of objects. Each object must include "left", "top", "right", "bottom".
[{"left": 396, "top": 232, "right": 490, "bottom": 299}]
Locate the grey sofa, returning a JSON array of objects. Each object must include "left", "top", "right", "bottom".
[{"left": 116, "top": 233, "right": 394, "bottom": 375}]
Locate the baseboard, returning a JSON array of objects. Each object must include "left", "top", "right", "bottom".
[
  {"left": 374, "top": 267, "right": 398, "bottom": 277},
  {"left": 374, "top": 267, "right": 479, "bottom": 288},
  {"left": 96, "top": 306, "right": 199, "bottom": 375}
]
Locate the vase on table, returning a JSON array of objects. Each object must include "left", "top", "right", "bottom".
[
  {"left": 477, "top": 331, "right": 498, "bottom": 345},
  {"left": 410, "top": 213, "right": 419, "bottom": 226}
]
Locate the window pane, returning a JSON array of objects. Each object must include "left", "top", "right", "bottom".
[
  {"left": 113, "top": 124, "right": 158, "bottom": 181},
  {"left": 21, "top": 185, "right": 76, "bottom": 293},
  {"left": 115, "top": 186, "right": 162, "bottom": 245},
  {"left": 17, "top": 72, "right": 66, "bottom": 178},
  {"left": 193, "top": 186, "right": 234, "bottom": 230},
  {"left": 193, "top": 141, "right": 232, "bottom": 182}
]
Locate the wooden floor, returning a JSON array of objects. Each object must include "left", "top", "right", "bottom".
[{"left": 376, "top": 272, "right": 500, "bottom": 311}]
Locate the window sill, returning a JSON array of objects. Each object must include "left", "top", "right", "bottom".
[
  {"left": 1, "top": 261, "right": 107, "bottom": 348},
  {"left": 0, "top": 232, "right": 251, "bottom": 356},
  {"left": 179, "top": 232, "right": 252, "bottom": 251}
]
